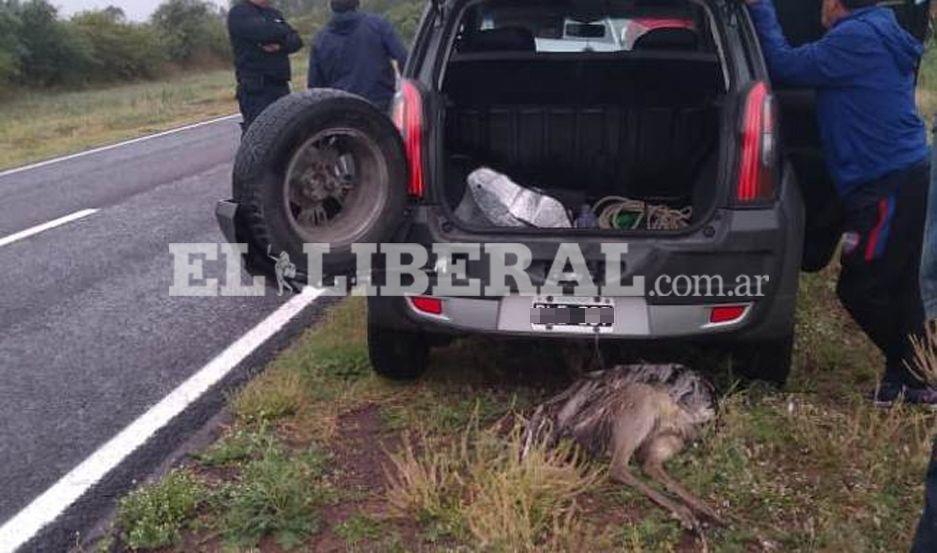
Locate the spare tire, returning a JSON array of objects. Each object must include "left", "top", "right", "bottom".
[{"left": 233, "top": 89, "right": 408, "bottom": 278}]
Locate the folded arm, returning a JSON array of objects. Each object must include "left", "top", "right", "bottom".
[
  {"left": 228, "top": 5, "right": 289, "bottom": 44},
  {"left": 282, "top": 27, "right": 304, "bottom": 54}
]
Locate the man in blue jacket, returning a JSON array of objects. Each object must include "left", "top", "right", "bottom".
[
  {"left": 307, "top": 0, "right": 408, "bottom": 112},
  {"left": 747, "top": 0, "right": 933, "bottom": 404},
  {"left": 227, "top": 0, "right": 303, "bottom": 131}
]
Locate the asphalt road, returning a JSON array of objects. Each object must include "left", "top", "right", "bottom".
[{"left": 0, "top": 117, "right": 328, "bottom": 551}]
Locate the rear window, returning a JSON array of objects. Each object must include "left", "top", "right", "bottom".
[{"left": 455, "top": 0, "right": 709, "bottom": 54}]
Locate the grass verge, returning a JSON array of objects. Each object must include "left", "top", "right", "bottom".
[
  {"left": 0, "top": 69, "right": 236, "bottom": 171},
  {"left": 104, "top": 266, "right": 937, "bottom": 552},
  {"left": 0, "top": 57, "right": 308, "bottom": 171}
]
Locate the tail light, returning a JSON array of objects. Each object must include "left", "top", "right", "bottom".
[
  {"left": 391, "top": 79, "right": 425, "bottom": 198},
  {"left": 409, "top": 296, "right": 443, "bottom": 315},
  {"left": 709, "top": 304, "right": 748, "bottom": 324},
  {"left": 736, "top": 81, "right": 777, "bottom": 204}
]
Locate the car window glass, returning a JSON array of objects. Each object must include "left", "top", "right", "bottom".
[{"left": 457, "top": 0, "right": 704, "bottom": 53}]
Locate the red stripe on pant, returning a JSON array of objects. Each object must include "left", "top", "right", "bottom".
[{"left": 865, "top": 198, "right": 889, "bottom": 262}]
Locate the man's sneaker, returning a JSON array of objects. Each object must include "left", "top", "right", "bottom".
[
  {"left": 872, "top": 383, "right": 903, "bottom": 408},
  {"left": 873, "top": 383, "right": 937, "bottom": 408},
  {"left": 904, "top": 387, "right": 937, "bottom": 408}
]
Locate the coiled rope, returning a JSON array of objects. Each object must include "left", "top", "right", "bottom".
[{"left": 592, "top": 196, "right": 693, "bottom": 231}]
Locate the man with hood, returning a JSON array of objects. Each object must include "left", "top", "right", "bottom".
[
  {"left": 747, "top": 0, "right": 933, "bottom": 404},
  {"left": 307, "top": 0, "right": 408, "bottom": 112},
  {"left": 227, "top": 0, "right": 303, "bottom": 131}
]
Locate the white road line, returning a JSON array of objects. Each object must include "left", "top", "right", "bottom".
[
  {"left": 0, "top": 114, "right": 240, "bottom": 179},
  {"left": 0, "top": 209, "right": 99, "bottom": 248},
  {"left": 0, "top": 286, "right": 324, "bottom": 553}
]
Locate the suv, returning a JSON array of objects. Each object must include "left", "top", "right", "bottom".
[{"left": 216, "top": 0, "right": 930, "bottom": 385}]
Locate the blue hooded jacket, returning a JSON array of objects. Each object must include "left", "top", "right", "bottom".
[
  {"left": 748, "top": 1, "right": 928, "bottom": 198},
  {"left": 308, "top": 12, "right": 408, "bottom": 111}
]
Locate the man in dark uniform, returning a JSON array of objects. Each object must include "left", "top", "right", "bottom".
[
  {"left": 307, "top": 0, "right": 408, "bottom": 113},
  {"left": 227, "top": 0, "right": 303, "bottom": 131}
]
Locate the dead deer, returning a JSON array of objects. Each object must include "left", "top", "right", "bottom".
[{"left": 524, "top": 363, "right": 723, "bottom": 532}]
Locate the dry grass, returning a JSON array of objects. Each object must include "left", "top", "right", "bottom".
[
  {"left": 911, "top": 323, "right": 937, "bottom": 386},
  {"left": 230, "top": 297, "right": 387, "bottom": 443},
  {"left": 0, "top": 70, "right": 236, "bottom": 170},
  {"left": 385, "top": 417, "right": 606, "bottom": 551},
  {"left": 679, "top": 392, "right": 935, "bottom": 550},
  {"left": 0, "top": 56, "right": 308, "bottom": 171},
  {"left": 231, "top": 369, "right": 308, "bottom": 425}
]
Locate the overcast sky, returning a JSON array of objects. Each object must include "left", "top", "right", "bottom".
[{"left": 56, "top": 0, "right": 224, "bottom": 21}]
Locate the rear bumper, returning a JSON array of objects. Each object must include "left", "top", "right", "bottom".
[
  {"left": 392, "top": 294, "right": 754, "bottom": 338},
  {"left": 371, "top": 284, "right": 785, "bottom": 343}
]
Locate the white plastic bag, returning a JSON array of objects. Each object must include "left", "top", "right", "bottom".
[{"left": 466, "top": 167, "right": 571, "bottom": 228}]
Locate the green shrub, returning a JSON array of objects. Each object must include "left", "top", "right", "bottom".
[
  {"left": 116, "top": 470, "right": 204, "bottom": 550},
  {"left": 385, "top": 0, "right": 423, "bottom": 43},
  {"left": 9, "top": 0, "right": 96, "bottom": 87},
  {"left": 217, "top": 444, "right": 330, "bottom": 549},
  {"left": 335, "top": 513, "right": 384, "bottom": 545},
  {"left": 310, "top": 342, "right": 371, "bottom": 380},
  {"left": 151, "top": 0, "right": 230, "bottom": 66},
  {"left": 72, "top": 9, "right": 167, "bottom": 82},
  {"left": 0, "top": 5, "right": 22, "bottom": 87},
  {"left": 192, "top": 426, "right": 276, "bottom": 467}
]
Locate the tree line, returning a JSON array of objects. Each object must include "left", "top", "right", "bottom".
[
  {"left": 283, "top": 0, "right": 424, "bottom": 42},
  {"left": 0, "top": 0, "right": 424, "bottom": 93}
]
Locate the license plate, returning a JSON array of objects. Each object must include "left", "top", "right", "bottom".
[{"left": 530, "top": 296, "right": 614, "bottom": 333}]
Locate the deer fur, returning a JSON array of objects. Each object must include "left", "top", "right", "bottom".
[{"left": 524, "top": 363, "right": 723, "bottom": 531}]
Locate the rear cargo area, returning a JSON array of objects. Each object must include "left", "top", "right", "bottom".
[{"left": 439, "top": 1, "right": 727, "bottom": 232}]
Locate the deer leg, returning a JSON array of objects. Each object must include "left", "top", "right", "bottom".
[
  {"left": 640, "top": 435, "right": 725, "bottom": 526},
  {"left": 604, "top": 390, "right": 702, "bottom": 531},
  {"left": 609, "top": 461, "right": 701, "bottom": 532}
]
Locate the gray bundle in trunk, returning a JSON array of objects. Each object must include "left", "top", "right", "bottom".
[{"left": 524, "top": 363, "right": 723, "bottom": 531}]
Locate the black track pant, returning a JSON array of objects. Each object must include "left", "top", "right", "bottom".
[
  {"left": 236, "top": 75, "right": 290, "bottom": 132},
  {"left": 836, "top": 160, "right": 930, "bottom": 387}
]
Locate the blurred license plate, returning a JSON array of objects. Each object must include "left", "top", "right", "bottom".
[{"left": 530, "top": 297, "right": 614, "bottom": 333}]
